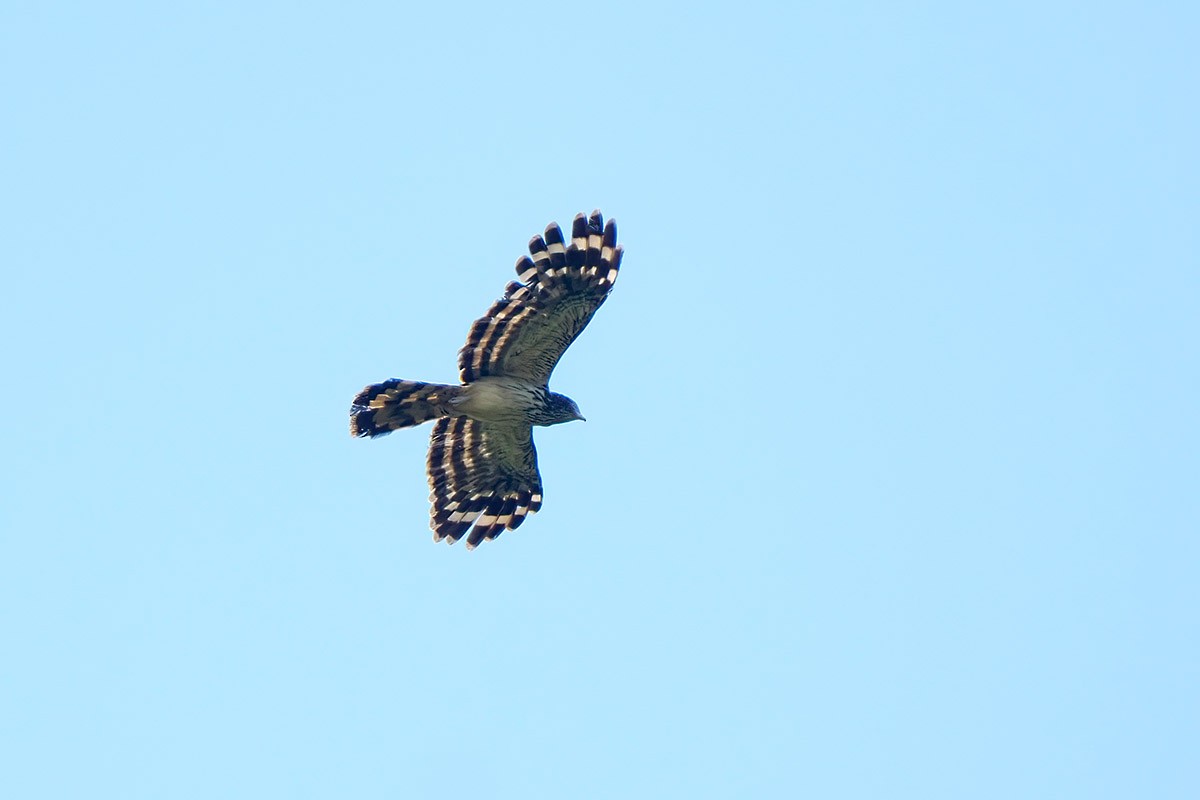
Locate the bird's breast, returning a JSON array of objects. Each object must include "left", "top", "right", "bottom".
[{"left": 455, "top": 377, "right": 544, "bottom": 424}]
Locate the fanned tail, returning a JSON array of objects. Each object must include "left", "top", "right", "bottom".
[{"left": 349, "top": 380, "right": 461, "bottom": 437}]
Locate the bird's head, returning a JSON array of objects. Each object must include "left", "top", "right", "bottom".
[{"left": 538, "top": 391, "right": 586, "bottom": 426}]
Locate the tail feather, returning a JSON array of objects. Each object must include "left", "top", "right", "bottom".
[{"left": 350, "top": 380, "right": 461, "bottom": 437}]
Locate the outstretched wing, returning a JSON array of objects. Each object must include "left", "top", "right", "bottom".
[
  {"left": 458, "top": 210, "right": 623, "bottom": 386},
  {"left": 426, "top": 416, "right": 544, "bottom": 549}
]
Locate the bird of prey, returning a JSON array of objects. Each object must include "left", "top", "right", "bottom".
[{"left": 350, "top": 210, "right": 623, "bottom": 550}]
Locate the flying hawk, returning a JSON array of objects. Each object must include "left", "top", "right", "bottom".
[{"left": 350, "top": 210, "right": 623, "bottom": 549}]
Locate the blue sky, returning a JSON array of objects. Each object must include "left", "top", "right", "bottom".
[{"left": 2, "top": 2, "right": 1197, "bottom": 797}]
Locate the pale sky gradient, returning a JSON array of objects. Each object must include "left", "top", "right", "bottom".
[{"left": 2, "top": 2, "right": 1197, "bottom": 798}]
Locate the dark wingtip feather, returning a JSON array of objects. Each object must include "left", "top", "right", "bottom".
[
  {"left": 566, "top": 241, "right": 585, "bottom": 268},
  {"left": 515, "top": 254, "right": 538, "bottom": 283}
]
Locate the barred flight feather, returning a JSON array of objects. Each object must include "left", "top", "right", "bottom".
[
  {"left": 458, "top": 210, "right": 622, "bottom": 386},
  {"left": 425, "top": 416, "right": 543, "bottom": 549}
]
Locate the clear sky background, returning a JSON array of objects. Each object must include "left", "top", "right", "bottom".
[{"left": 2, "top": 2, "right": 1197, "bottom": 798}]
